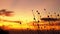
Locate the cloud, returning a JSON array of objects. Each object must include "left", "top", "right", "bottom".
[{"left": 0, "top": 9, "right": 14, "bottom": 16}]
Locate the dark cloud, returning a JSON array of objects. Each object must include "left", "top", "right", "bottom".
[{"left": 0, "top": 9, "right": 14, "bottom": 16}]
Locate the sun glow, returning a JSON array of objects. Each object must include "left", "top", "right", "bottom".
[
  {"left": 0, "top": 15, "right": 33, "bottom": 23},
  {"left": 0, "top": 21, "right": 36, "bottom": 30},
  {"left": 0, "top": 19, "right": 60, "bottom": 30}
]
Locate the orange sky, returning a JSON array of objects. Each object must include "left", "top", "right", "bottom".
[{"left": 0, "top": 0, "right": 60, "bottom": 22}]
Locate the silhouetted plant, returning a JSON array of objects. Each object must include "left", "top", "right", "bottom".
[
  {"left": 50, "top": 15, "right": 52, "bottom": 18},
  {"left": 0, "top": 28, "right": 9, "bottom": 34},
  {"left": 44, "top": 8, "right": 46, "bottom": 11},
  {"left": 32, "top": 10, "right": 36, "bottom": 21},
  {"left": 36, "top": 10, "right": 40, "bottom": 14},
  {"left": 54, "top": 12, "right": 56, "bottom": 14},
  {"left": 57, "top": 14, "right": 59, "bottom": 17},
  {"left": 48, "top": 12, "right": 50, "bottom": 14},
  {"left": 47, "top": 15, "right": 49, "bottom": 18},
  {"left": 54, "top": 12, "right": 57, "bottom": 18},
  {"left": 40, "top": 16, "right": 41, "bottom": 18}
]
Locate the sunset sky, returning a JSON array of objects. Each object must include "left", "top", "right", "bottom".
[{"left": 0, "top": 0, "right": 60, "bottom": 22}]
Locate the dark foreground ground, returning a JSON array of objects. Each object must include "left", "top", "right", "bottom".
[
  {"left": 9, "top": 30, "right": 60, "bottom": 34},
  {"left": 0, "top": 29, "right": 60, "bottom": 34}
]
